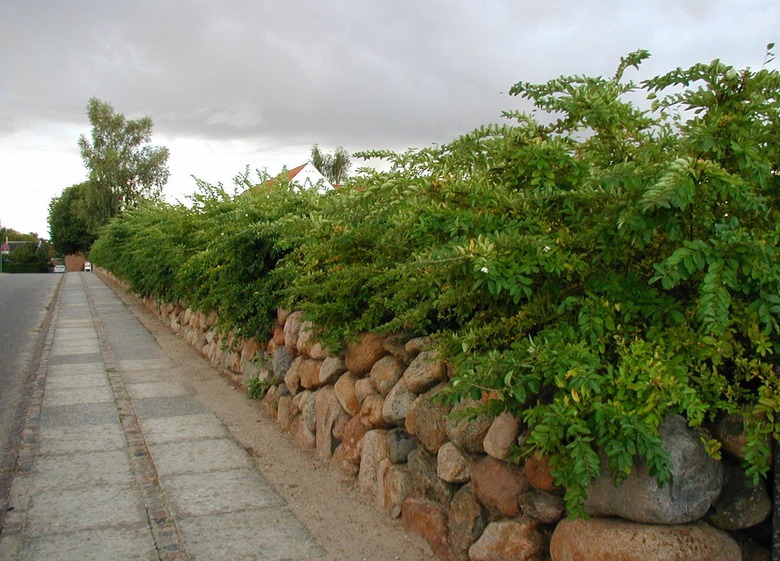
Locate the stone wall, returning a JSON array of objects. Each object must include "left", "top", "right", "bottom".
[{"left": 109, "top": 272, "right": 773, "bottom": 561}]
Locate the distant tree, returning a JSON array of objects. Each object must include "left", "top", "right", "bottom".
[
  {"left": 78, "top": 97, "right": 170, "bottom": 229},
  {"left": 310, "top": 144, "right": 351, "bottom": 184},
  {"left": 48, "top": 182, "right": 96, "bottom": 255}
]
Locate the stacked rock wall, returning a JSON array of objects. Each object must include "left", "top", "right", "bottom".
[{"left": 102, "top": 270, "right": 773, "bottom": 561}]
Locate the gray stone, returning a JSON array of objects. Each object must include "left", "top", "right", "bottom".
[
  {"left": 318, "top": 356, "right": 347, "bottom": 385},
  {"left": 387, "top": 427, "right": 418, "bottom": 464},
  {"left": 382, "top": 378, "right": 416, "bottom": 425},
  {"left": 448, "top": 484, "right": 488, "bottom": 561},
  {"left": 294, "top": 390, "right": 316, "bottom": 433},
  {"left": 369, "top": 355, "right": 406, "bottom": 396},
  {"left": 445, "top": 399, "right": 492, "bottom": 454},
  {"left": 272, "top": 346, "right": 293, "bottom": 380},
  {"left": 402, "top": 350, "right": 446, "bottom": 393},
  {"left": 407, "top": 447, "right": 456, "bottom": 504},
  {"left": 518, "top": 490, "right": 566, "bottom": 524},
  {"left": 585, "top": 415, "right": 724, "bottom": 524},
  {"left": 379, "top": 461, "right": 414, "bottom": 518},
  {"left": 436, "top": 441, "right": 472, "bottom": 483},
  {"left": 708, "top": 459, "right": 772, "bottom": 531}
]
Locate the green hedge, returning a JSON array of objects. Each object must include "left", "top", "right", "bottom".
[
  {"left": 1, "top": 263, "right": 50, "bottom": 274},
  {"left": 91, "top": 53, "right": 780, "bottom": 515}
]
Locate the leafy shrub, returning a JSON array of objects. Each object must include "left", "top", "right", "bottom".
[
  {"left": 91, "top": 51, "right": 779, "bottom": 516},
  {"left": 282, "top": 51, "right": 780, "bottom": 514}
]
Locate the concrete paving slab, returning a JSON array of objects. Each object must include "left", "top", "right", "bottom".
[
  {"left": 46, "top": 362, "right": 107, "bottom": 377},
  {"left": 32, "top": 449, "right": 134, "bottom": 491},
  {"left": 149, "top": 438, "right": 254, "bottom": 477},
  {"left": 49, "top": 343, "right": 102, "bottom": 355},
  {"left": 42, "top": 385, "right": 114, "bottom": 407},
  {"left": 125, "top": 381, "right": 193, "bottom": 399},
  {"left": 161, "top": 468, "right": 285, "bottom": 517},
  {"left": 44, "top": 372, "right": 109, "bottom": 390},
  {"left": 25, "top": 484, "right": 147, "bottom": 537},
  {"left": 117, "top": 358, "right": 174, "bottom": 371},
  {"left": 37, "top": 424, "right": 126, "bottom": 455},
  {"left": 140, "top": 413, "right": 230, "bottom": 445},
  {"left": 52, "top": 330, "right": 97, "bottom": 339},
  {"left": 48, "top": 352, "right": 103, "bottom": 365},
  {"left": 131, "top": 396, "right": 208, "bottom": 420},
  {"left": 41, "top": 403, "right": 119, "bottom": 428},
  {"left": 177, "top": 509, "right": 325, "bottom": 561},
  {"left": 17, "top": 527, "right": 158, "bottom": 561},
  {"left": 120, "top": 368, "right": 179, "bottom": 384},
  {"left": 56, "top": 320, "right": 95, "bottom": 328}
]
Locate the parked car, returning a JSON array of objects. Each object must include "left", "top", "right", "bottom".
[
  {"left": 84, "top": 261, "right": 92, "bottom": 272},
  {"left": 53, "top": 265, "right": 66, "bottom": 273}
]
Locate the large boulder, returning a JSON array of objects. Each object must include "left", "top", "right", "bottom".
[
  {"left": 382, "top": 379, "right": 416, "bottom": 425},
  {"left": 405, "top": 384, "right": 451, "bottom": 453},
  {"left": 585, "top": 415, "right": 723, "bottom": 524},
  {"left": 401, "top": 496, "right": 450, "bottom": 560},
  {"left": 448, "top": 484, "right": 488, "bottom": 561},
  {"left": 469, "top": 517, "right": 545, "bottom": 561},
  {"left": 402, "top": 350, "right": 446, "bottom": 393},
  {"left": 708, "top": 460, "right": 772, "bottom": 531},
  {"left": 345, "top": 333, "right": 388, "bottom": 375},
  {"left": 272, "top": 346, "right": 293, "bottom": 380},
  {"left": 550, "top": 517, "right": 741, "bottom": 561},
  {"left": 445, "top": 399, "right": 492, "bottom": 454},
  {"left": 369, "top": 355, "right": 406, "bottom": 396},
  {"left": 314, "top": 386, "right": 347, "bottom": 462},
  {"left": 407, "top": 447, "right": 456, "bottom": 505},
  {"left": 483, "top": 411, "right": 522, "bottom": 461},
  {"left": 471, "top": 456, "right": 528, "bottom": 517},
  {"left": 359, "top": 429, "right": 390, "bottom": 496},
  {"left": 283, "top": 310, "right": 303, "bottom": 353}
]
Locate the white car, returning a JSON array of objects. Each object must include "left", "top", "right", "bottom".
[
  {"left": 84, "top": 262, "right": 92, "bottom": 272},
  {"left": 53, "top": 265, "right": 66, "bottom": 273}
]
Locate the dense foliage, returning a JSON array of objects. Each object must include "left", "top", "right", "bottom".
[
  {"left": 91, "top": 52, "right": 779, "bottom": 515},
  {"left": 48, "top": 182, "right": 96, "bottom": 255},
  {"left": 90, "top": 171, "right": 320, "bottom": 338},
  {"left": 0, "top": 226, "right": 53, "bottom": 272}
]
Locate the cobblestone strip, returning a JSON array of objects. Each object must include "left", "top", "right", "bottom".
[
  {"left": 81, "top": 275, "right": 190, "bottom": 561},
  {"left": 0, "top": 277, "right": 62, "bottom": 558}
]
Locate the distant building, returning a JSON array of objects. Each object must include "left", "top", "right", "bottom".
[{"left": 257, "top": 163, "right": 334, "bottom": 194}]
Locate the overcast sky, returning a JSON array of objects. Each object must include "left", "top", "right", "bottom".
[{"left": 1, "top": 1, "right": 777, "bottom": 238}]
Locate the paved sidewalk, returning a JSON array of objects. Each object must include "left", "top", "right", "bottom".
[{"left": 0, "top": 272, "right": 324, "bottom": 561}]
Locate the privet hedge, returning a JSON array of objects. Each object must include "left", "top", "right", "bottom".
[{"left": 91, "top": 52, "right": 780, "bottom": 515}]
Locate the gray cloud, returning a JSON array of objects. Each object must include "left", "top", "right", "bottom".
[{"left": 1, "top": 0, "right": 778, "bottom": 151}]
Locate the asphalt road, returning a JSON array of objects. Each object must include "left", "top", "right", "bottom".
[{"left": 0, "top": 272, "right": 60, "bottom": 530}]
